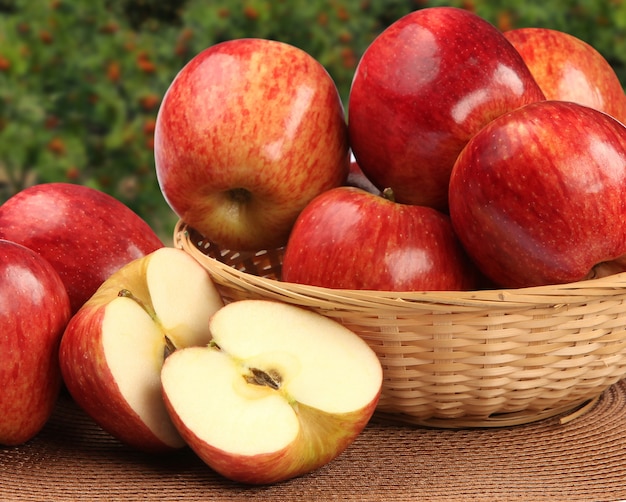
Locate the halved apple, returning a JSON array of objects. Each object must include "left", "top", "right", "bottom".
[
  {"left": 59, "top": 247, "right": 224, "bottom": 452},
  {"left": 161, "top": 299, "right": 383, "bottom": 484}
]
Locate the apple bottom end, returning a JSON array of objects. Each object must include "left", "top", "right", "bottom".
[{"left": 175, "top": 401, "right": 378, "bottom": 485}]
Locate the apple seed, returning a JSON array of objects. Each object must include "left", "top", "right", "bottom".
[
  {"left": 245, "top": 367, "right": 282, "bottom": 390},
  {"left": 163, "top": 335, "right": 177, "bottom": 360},
  {"left": 208, "top": 341, "right": 282, "bottom": 390}
]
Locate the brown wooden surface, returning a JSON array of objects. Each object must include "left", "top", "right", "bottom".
[{"left": 2, "top": 381, "right": 626, "bottom": 501}]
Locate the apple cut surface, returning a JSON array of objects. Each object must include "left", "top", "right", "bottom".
[
  {"left": 163, "top": 348, "right": 300, "bottom": 455},
  {"left": 60, "top": 247, "right": 223, "bottom": 452},
  {"left": 145, "top": 248, "right": 223, "bottom": 345},
  {"left": 101, "top": 296, "right": 184, "bottom": 448},
  {"left": 161, "top": 300, "right": 383, "bottom": 484}
]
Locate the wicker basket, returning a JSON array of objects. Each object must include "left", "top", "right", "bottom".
[{"left": 174, "top": 220, "right": 626, "bottom": 428}]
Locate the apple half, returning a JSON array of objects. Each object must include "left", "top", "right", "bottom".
[
  {"left": 161, "top": 299, "right": 383, "bottom": 484},
  {"left": 59, "top": 247, "right": 224, "bottom": 452}
]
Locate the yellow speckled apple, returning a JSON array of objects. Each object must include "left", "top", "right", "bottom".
[
  {"left": 154, "top": 38, "right": 350, "bottom": 252},
  {"left": 504, "top": 27, "right": 626, "bottom": 124}
]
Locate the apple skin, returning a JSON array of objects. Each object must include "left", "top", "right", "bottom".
[
  {"left": 282, "top": 186, "right": 478, "bottom": 291},
  {"left": 448, "top": 100, "right": 626, "bottom": 288},
  {"left": 163, "top": 378, "right": 378, "bottom": 485},
  {"left": 60, "top": 305, "right": 167, "bottom": 450},
  {"left": 348, "top": 6, "right": 545, "bottom": 211},
  {"left": 154, "top": 38, "right": 350, "bottom": 252},
  {"left": 0, "top": 239, "right": 71, "bottom": 446},
  {"left": 0, "top": 183, "right": 164, "bottom": 313},
  {"left": 504, "top": 27, "right": 626, "bottom": 124},
  {"left": 59, "top": 247, "right": 223, "bottom": 453}
]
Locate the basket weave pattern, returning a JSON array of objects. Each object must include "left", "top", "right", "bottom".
[{"left": 175, "top": 221, "right": 626, "bottom": 427}]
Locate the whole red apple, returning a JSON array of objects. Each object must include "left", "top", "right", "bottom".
[
  {"left": 448, "top": 100, "right": 626, "bottom": 288},
  {"left": 504, "top": 27, "right": 626, "bottom": 124},
  {"left": 348, "top": 6, "right": 545, "bottom": 211},
  {"left": 282, "top": 186, "right": 477, "bottom": 291},
  {"left": 154, "top": 38, "right": 350, "bottom": 252},
  {"left": 0, "top": 183, "right": 164, "bottom": 313},
  {"left": 0, "top": 239, "right": 71, "bottom": 446}
]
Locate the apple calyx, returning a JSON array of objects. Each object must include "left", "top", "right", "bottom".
[
  {"left": 228, "top": 188, "right": 252, "bottom": 205},
  {"left": 117, "top": 287, "right": 178, "bottom": 359},
  {"left": 588, "top": 259, "right": 626, "bottom": 280}
]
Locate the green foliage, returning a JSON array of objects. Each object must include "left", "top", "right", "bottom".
[
  {"left": 1, "top": 0, "right": 624, "bottom": 240},
  {"left": 0, "top": 0, "right": 186, "bottom": 237}
]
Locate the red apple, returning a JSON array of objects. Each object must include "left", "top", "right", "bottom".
[
  {"left": 161, "top": 299, "right": 383, "bottom": 484},
  {"left": 0, "top": 239, "right": 71, "bottom": 446},
  {"left": 154, "top": 38, "right": 350, "bottom": 252},
  {"left": 448, "top": 100, "right": 626, "bottom": 288},
  {"left": 0, "top": 183, "right": 164, "bottom": 313},
  {"left": 282, "top": 186, "right": 477, "bottom": 291},
  {"left": 504, "top": 27, "right": 626, "bottom": 124},
  {"left": 59, "top": 247, "right": 224, "bottom": 452},
  {"left": 348, "top": 6, "right": 545, "bottom": 211}
]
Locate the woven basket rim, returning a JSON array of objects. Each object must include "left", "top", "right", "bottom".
[{"left": 174, "top": 219, "right": 626, "bottom": 308}]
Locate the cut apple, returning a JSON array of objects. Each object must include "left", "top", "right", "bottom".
[
  {"left": 59, "top": 247, "right": 224, "bottom": 452},
  {"left": 161, "top": 299, "right": 383, "bottom": 484}
]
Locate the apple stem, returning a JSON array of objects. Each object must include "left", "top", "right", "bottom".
[
  {"left": 118, "top": 288, "right": 153, "bottom": 315},
  {"left": 382, "top": 187, "right": 395, "bottom": 202}
]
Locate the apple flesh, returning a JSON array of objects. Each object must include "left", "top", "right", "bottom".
[
  {"left": 504, "top": 27, "right": 626, "bottom": 124},
  {"left": 161, "top": 299, "right": 383, "bottom": 484},
  {"left": 0, "top": 239, "right": 71, "bottom": 446},
  {"left": 448, "top": 100, "right": 626, "bottom": 288},
  {"left": 155, "top": 38, "right": 350, "bottom": 252},
  {"left": 0, "top": 182, "right": 164, "bottom": 313},
  {"left": 348, "top": 6, "right": 545, "bottom": 211},
  {"left": 282, "top": 186, "right": 477, "bottom": 291},
  {"left": 59, "top": 247, "right": 224, "bottom": 452}
]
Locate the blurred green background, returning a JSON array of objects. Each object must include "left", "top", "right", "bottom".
[{"left": 1, "top": 0, "right": 625, "bottom": 241}]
